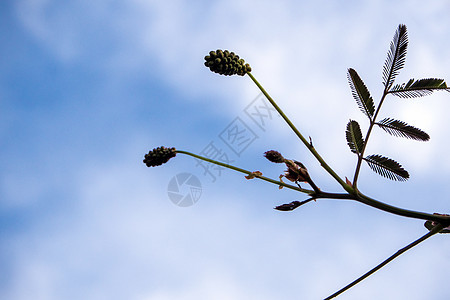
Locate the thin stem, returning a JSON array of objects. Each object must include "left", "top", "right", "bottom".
[
  {"left": 307, "top": 178, "right": 321, "bottom": 194},
  {"left": 247, "top": 72, "right": 353, "bottom": 194},
  {"left": 176, "top": 150, "right": 313, "bottom": 194},
  {"left": 297, "top": 198, "right": 316, "bottom": 206},
  {"left": 324, "top": 223, "right": 445, "bottom": 300},
  {"left": 314, "top": 191, "right": 450, "bottom": 224},
  {"left": 356, "top": 193, "right": 450, "bottom": 223},
  {"left": 352, "top": 91, "right": 388, "bottom": 189}
]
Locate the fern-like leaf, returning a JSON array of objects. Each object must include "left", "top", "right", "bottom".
[
  {"left": 346, "top": 120, "right": 364, "bottom": 154},
  {"left": 364, "top": 154, "right": 409, "bottom": 181},
  {"left": 389, "top": 78, "right": 449, "bottom": 98},
  {"left": 348, "top": 68, "right": 375, "bottom": 118},
  {"left": 376, "top": 118, "right": 430, "bottom": 141},
  {"left": 382, "top": 24, "right": 408, "bottom": 90}
]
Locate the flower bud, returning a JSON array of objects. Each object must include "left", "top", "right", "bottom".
[
  {"left": 143, "top": 146, "right": 176, "bottom": 167},
  {"left": 284, "top": 160, "right": 309, "bottom": 182},
  {"left": 204, "top": 49, "right": 252, "bottom": 76},
  {"left": 264, "top": 150, "right": 285, "bottom": 163}
]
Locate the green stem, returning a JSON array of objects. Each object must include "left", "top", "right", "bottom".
[
  {"left": 356, "top": 193, "right": 450, "bottom": 223},
  {"left": 178, "top": 149, "right": 450, "bottom": 223},
  {"left": 247, "top": 72, "right": 353, "bottom": 194},
  {"left": 314, "top": 191, "right": 450, "bottom": 223},
  {"left": 324, "top": 223, "right": 445, "bottom": 300},
  {"left": 176, "top": 150, "right": 313, "bottom": 194}
]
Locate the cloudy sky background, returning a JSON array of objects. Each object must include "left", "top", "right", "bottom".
[{"left": 1, "top": 0, "right": 450, "bottom": 299}]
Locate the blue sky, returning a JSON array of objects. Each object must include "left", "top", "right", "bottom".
[{"left": 1, "top": 0, "right": 450, "bottom": 299}]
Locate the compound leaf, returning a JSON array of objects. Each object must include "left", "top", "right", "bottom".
[
  {"left": 376, "top": 118, "right": 430, "bottom": 141},
  {"left": 382, "top": 24, "right": 408, "bottom": 90},
  {"left": 346, "top": 120, "right": 364, "bottom": 154},
  {"left": 348, "top": 68, "right": 375, "bottom": 118},
  {"left": 389, "top": 78, "right": 449, "bottom": 98},
  {"left": 364, "top": 154, "right": 409, "bottom": 181}
]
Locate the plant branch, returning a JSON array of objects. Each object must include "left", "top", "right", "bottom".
[
  {"left": 324, "top": 223, "right": 445, "bottom": 300},
  {"left": 178, "top": 149, "right": 450, "bottom": 224},
  {"left": 179, "top": 147, "right": 450, "bottom": 224},
  {"left": 356, "top": 192, "right": 450, "bottom": 223},
  {"left": 314, "top": 191, "right": 450, "bottom": 224},
  {"left": 247, "top": 72, "right": 354, "bottom": 194},
  {"left": 352, "top": 91, "right": 389, "bottom": 188},
  {"left": 176, "top": 150, "right": 312, "bottom": 194},
  {"left": 244, "top": 73, "right": 450, "bottom": 223}
]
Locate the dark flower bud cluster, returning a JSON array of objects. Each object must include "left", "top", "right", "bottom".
[
  {"left": 264, "top": 150, "right": 286, "bottom": 163},
  {"left": 204, "top": 49, "right": 252, "bottom": 76},
  {"left": 143, "top": 146, "right": 176, "bottom": 167}
]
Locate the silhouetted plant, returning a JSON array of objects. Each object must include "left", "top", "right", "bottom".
[{"left": 144, "top": 24, "right": 450, "bottom": 298}]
